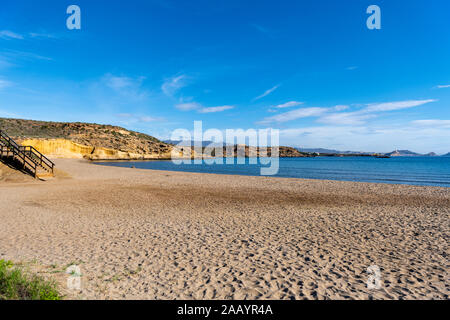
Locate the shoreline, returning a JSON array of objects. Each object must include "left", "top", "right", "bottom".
[
  {"left": 92, "top": 158, "right": 450, "bottom": 189},
  {"left": 0, "top": 159, "right": 449, "bottom": 300}
]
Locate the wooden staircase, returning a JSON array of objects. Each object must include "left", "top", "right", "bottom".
[{"left": 0, "top": 129, "right": 55, "bottom": 178}]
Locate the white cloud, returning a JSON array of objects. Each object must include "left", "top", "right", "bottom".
[
  {"left": 0, "top": 79, "right": 14, "bottom": 90},
  {"left": 411, "top": 120, "right": 450, "bottom": 128},
  {"left": 1, "top": 50, "right": 52, "bottom": 62},
  {"left": 278, "top": 125, "right": 450, "bottom": 154},
  {"left": 0, "top": 109, "right": 19, "bottom": 118},
  {"left": 0, "top": 30, "right": 23, "bottom": 40},
  {"left": 253, "top": 84, "right": 280, "bottom": 101},
  {"left": 250, "top": 24, "right": 270, "bottom": 34},
  {"left": 139, "top": 116, "right": 160, "bottom": 122},
  {"left": 365, "top": 99, "right": 436, "bottom": 112},
  {"left": 272, "top": 101, "right": 303, "bottom": 109},
  {"left": 1, "top": 30, "right": 58, "bottom": 41},
  {"left": 104, "top": 74, "right": 140, "bottom": 90},
  {"left": 102, "top": 74, "right": 148, "bottom": 100},
  {"left": 199, "top": 105, "right": 234, "bottom": 113},
  {"left": 162, "top": 74, "right": 188, "bottom": 97},
  {"left": 333, "top": 105, "right": 349, "bottom": 111},
  {"left": 0, "top": 57, "right": 13, "bottom": 69},
  {"left": 176, "top": 102, "right": 234, "bottom": 113},
  {"left": 260, "top": 99, "right": 437, "bottom": 125},
  {"left": 318, "top": 112, "right": 374, "bottom": 125},
  {"left": 1, "top": 30, "right": 59, "bottom": 41},
  {"left": 29, "top": 32, "right": 57, "bottom": 39},
  {"left": 116, "top": 113, "right": 163, "bottom": 124},
  {"left": 437, "top": 84, "right": 450, "bottom": 89},
  {"left": 346, "top": 66, "right": 358, "bottom": 71},
  {"left": 175, "top": 102, "right": 202, "bottom": 111},
  {"left": 319, "top": 100, "right": 435, "bottom": 125},
  {"left": 260, "top": 107, "right": 327, "bottom": 124}
]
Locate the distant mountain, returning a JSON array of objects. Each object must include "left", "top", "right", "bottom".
[
  {"left": 298, "top": 148, "right": 340, "bottom": 154},
  {"left": 442, "top": 152, "right": 450, "bottom": 157},
  {"left": 298, "top": 148, "right": 372, "bottom": 155},
  {"left": 164, "top": 140, "right": 227, "bottom": 147},
  {"left": 385, "top": 150, "right": 432, "bottom": 157}
]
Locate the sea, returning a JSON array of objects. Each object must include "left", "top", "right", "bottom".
[{"left": 95, "top": 156, "right": 450, "bottom": 187}]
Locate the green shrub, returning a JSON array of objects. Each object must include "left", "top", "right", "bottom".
[{"left": 0, "top": 260, "right": 61, "bottom": 300}]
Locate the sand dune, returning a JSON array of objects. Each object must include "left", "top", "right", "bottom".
[{"left": 0, "top": 159, "right": 448, "bottom": 299}]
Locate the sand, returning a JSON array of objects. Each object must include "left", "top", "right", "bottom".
[{"left": 0, "top": 159, "right": 448, "bottom": 300}]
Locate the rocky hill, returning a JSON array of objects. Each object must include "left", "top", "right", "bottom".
[
  {"left": 0, "top": 117, "right": 173, "bottom": 160},
  {"left": 385, "top": 150, "right": 439, "bottom": 157},
  {"left": 166, "top": 140, "right": 311, "bottom": 157},
  {"left": 0, "top": 117, "right": 308, "bottom": 159}
]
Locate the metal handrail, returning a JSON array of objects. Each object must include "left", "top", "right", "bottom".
[
  {"left": 0, "top": 129, "right": 54, "bottom": 171},
  {"left": 0, "top": 129, "right": 50, "bottom": 177},
  {"left": 18, "top": 145, "right": 55, "bottom": 172},
  {"left": 0, "top": 140, "right": 37, "bottom": 176}
]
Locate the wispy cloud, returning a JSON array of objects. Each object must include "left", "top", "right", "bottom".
[
  {"left": 250, "top": 24, "right": 270, "bottom": 34},
  {"left": 0, "top": 50, "right": 52, "bottom": 70},
  {"left": 365, "top": 99, "right": 436, "bottom": 112},
  {"left": 175, "top": 102, "right": 202, "bottom": 111},
  {"left": 117, "top": 113, "right": 163, "bottom": 123},
  {"left": 0, "top": 30, "right": 23, "bottom": 40},
  {"left": 0, "top": 79, "right": 14, "bottom": 90},
  {"left": 29, "top": 32, "right": 57, "bottom": 39},
  {"left": 411, "top": 120, "right": 450, "bottom": 128},
  {"left": 0, "top": 57, "right": 14, "bottom": 69},
  {"left": 250, "top": 23, "right": 277, "bottom": 38},
  {"left": 1, "top": 30, "right": 58, "bottom": 41},
  {"left": 346, "top": 66, "right": 358, "bottom": 71},
  {"left": 104, "top": 74, "right": 145, "bottom": 90},
  {"left": 260, "top": 107, "right": 327, "bottom": 124},
  {"left": 318, "top": 112, "right": 375, "bottom": 125},
  {"left": 333, "top": 105, "right": 349, "bottom": 111},
  {"left": 320, "top": 100, "right": 436, "bottom": 125},
  {"left": 0, "top": 50, "right": 53, "bottom": 66},
  {"left": 101, "top": 73, "right": 149, "bottom": 101},
  {"left": 253, "top": 84, "right": 280, "bottom": 101},
  {"left": 0, "top": 109, "right": 19, "bottom": 118},
  {"left": 272, "top": 101, "right": 303, "bottom": 109},
  {"left": 278, "top": 124, "right": 450, "bottom": 154},
  {"left": 162, "top": 74, "right": 189, "bottom": 97},
  {"left": 260, "top": 99, "right": 436, "bottom": 125},
  {"left": 176, "top": 102, "right": 234, "bottom": 113},
  {"left": 436, "top": 84, "right": 450, "bottom": 89},
  {"left": 199, "top": 105, "right": 234, "bottom": 113}
]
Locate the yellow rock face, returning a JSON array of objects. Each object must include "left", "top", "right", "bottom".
[
  {"left": 18, "top": 139, "right": 174, "bottom": 160},
  {"left": 20, "top": 139, "right": 93, "bottom": 159}
]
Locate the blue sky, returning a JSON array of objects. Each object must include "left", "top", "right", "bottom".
[{"left": 0, "top": 0, "right": 449, "bottom": 153}]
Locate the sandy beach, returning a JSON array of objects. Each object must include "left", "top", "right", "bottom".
[{"left": 0, "top": 159, "right": 448, "bottom": 300}]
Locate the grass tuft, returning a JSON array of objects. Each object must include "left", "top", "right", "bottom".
[{"left": 0, "top": 260, "right": 61, "bottom": 300}]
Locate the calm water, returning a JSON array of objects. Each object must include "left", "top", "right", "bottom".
[{"left": 96, "top": 157, "right": 450, "bottom": 187}]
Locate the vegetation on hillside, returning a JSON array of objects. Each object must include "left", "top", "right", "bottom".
[
  {"left": 0, "top": 260, "right": 61, "bottom": 300},
  {"left": 0, "top": 117, "right": 172, "bottom": 155}
]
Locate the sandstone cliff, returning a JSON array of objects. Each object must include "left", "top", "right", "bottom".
[
  {"left": 1, "top": 117, "right": 174, "bottom": 160},
  {"left": 1, "top": 117, "right": 310, "bottom": 160}
]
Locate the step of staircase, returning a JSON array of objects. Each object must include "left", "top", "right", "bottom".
[
  {"left": 36, "top": 171, "right": 55, "bottom": 180},
  {"left": 1, "top": 129, "right": 55, "bottom": 179}
]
